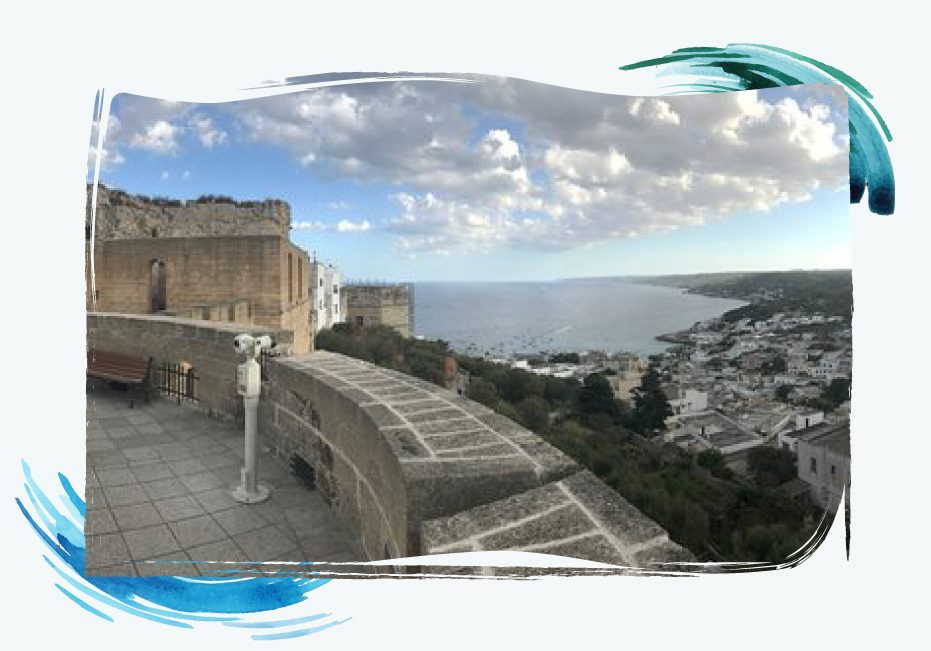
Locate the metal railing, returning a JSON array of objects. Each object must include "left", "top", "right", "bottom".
[{"left": 155, "top": 362, "right": 199, "bottom": 403}]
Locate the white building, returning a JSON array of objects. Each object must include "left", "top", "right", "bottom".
[
  {"left": 309, "top": 261, "right": 343, "bottom": 332},
  {"left": 667, "top": 388, "right": 709, "bottom": 418},
  {"left": 796, "top": 422, "right": 850, "bottom": 512}
]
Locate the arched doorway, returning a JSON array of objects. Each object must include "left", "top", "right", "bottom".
[{"left": 150, "top": 259, "right": 166, "bottom": 313}]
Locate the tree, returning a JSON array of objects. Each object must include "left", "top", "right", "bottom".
[
  {"left": 695, "top": 449, "right": 733, "bottom": 479},
  {"left": 748, "top": 446, "right": 797, "bottom": 488},
  {"left": 549, "top": 352, "right": 580, "bottom": 364},
  {"left": 824, "top": 377, "right": 851, "bottom": 407},
  {"left": 630, "top": 365, "right": 672, "bottom": 436},
  {"left": 578, "top": 373, "right": 620, "bottom": 423},
  {"left": 775, "top": 384, "right": 794, "bottom": 402},
  {"left": 516, "top": 396, "right": 549, "bottom": 433},
  {"left": 467, "top": 377, "right": 498, "bottom": 407}
]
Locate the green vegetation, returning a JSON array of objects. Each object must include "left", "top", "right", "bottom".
[
  {"left": 549, "top": 352, "right": 581, "bottom": 364},
  {"left": 629, "top": 365, "right": 672, "bottom": 436},
  {"left": 801, "top": 377, "right": 852, "bottom": 413},
  {"left": 316, "top": 322, "right": 820, "bottom": 563},
  {"left": 646, "top": 269, "right": 853, "bottom": 325}
]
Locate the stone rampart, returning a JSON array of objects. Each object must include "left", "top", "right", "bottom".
[
  {"left": 87, "top": 183, "right": 291, "bottom": 240},
  {"left": 86, "top": 313, "right": 292, "bottom": 422},
  {"left": 86, "top": 316, "right": 694, "bottom": 567},
  {"left": 259, "top": 351, "right": 694, "bottom": 567}
]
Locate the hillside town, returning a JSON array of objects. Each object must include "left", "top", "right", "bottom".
[{"left": 492, "top": 282, "right": 852, "bottom": 516}]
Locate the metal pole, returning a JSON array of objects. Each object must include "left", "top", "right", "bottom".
[
  {"left": 232, "top": 352, "right": 270, "bottom": 504},
  {"left": 243, "top": 394, "right": 259, "bottom": 493}
]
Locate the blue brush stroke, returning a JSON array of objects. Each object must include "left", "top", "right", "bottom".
[
  {"left": 55, "top": 583, "right": 114, "bottom": 622},
  {"left": 17, "top": 461, "right": 349, "bottom": 639},
  {"left": 620, "top": 43, "right": 895, "bottom": 215}
]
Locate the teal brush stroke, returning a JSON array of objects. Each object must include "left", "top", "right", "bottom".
[
  {"left": 620, "top": 43, "right": 895, "bottom": 215},
  {"left": 17, "top": 461, "right": 349, "bottom": 640}
]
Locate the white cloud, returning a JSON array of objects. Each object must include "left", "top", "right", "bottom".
[
  {"left": 130, "top": 119, "right": 179, "bottom": 153},
  {"left": 336, "top": 219, "right": 372, "bottom": 233},
  {"left": 106, "top": 80, "right": 848, "bottom": 254},
  {"left": 291, "top": 218, "right": 372, "bottom": 233},
  {"left": 189, "top": 115, "right": 227, "bottom": 148},
  {"left": 292, "top": 220, "right": 327, "bottom": 231},
  {"left": 87, "top": 115, "right": 124, "bottom": 170}
]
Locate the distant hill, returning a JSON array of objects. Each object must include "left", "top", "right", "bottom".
[{"left": 636, "top": 269, "right": 853, "bottom": 323}]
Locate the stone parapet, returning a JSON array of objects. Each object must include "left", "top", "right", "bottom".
[
  {"left": 86, "top": 313, "right": 292, "bottom": 422},
  {"left": 259, "top": 350, "right": 694, "bottom": 567},
  {"left": 422, "top": 470, "right": 694, "bottom": 571}
]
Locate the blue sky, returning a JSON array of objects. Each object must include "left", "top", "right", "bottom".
[{"left": 89, "top": 78, "right": 851, "bottom": 282}]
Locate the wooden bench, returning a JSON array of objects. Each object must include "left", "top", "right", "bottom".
[{"left": 86, "top": 349, "right": 152, "bottom": 408}]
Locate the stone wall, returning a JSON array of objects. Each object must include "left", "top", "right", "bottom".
[
  {"left": 259, "top": 350, "right": 694, "bottom": 567},
  {"left": 88, "top": 235, "right": 312, "bottom": 353},
  {"left": 345, "top": 285, "right": 412, "bottom": 337},
  {"left": 87, "top": 184, "right": 290, "bottom": 240},
  {"left": 86, "top": 313, "right": 292, "bottom": 422}
]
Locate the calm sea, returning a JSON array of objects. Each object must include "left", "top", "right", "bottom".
[{"left": 412, "top": 278, "right": 746, "bottom": 357}]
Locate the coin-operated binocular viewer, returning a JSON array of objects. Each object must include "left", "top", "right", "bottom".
[{"left": 231, "top": 334, "right": 273, "bottom": 503}]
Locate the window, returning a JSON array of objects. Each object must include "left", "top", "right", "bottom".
[
  {"left": 810, "top": 457, "right": 817, "bottom": 474},
  {"left": 288, "top": 253, "right": 293, "bottom": 303},
  {"left": 831, "top": 464, "right": 836, "bottom": 476},
  {"left": 333, "top": 284, "right": 339, "bottom": 294},
  {"left": 298, "top": 259, "right": 303, "bottom": 299},
  {"left": 150, "top": 259, "right": 167, "bottom": 312}
]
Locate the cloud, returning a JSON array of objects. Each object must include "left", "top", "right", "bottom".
[
  {"left": 291, "top": 218, "right": 372, "bottom": 233},
  {"left": 87, "top": 115, "right": 124, "bottom": 170},
  {"left": 336, "top": 219, "right": 372, "bottom": 233},
  {"left": 105, "top": 79, "right": 849, "bottom": 254},
  {"left": 129, "top": 119, "right": 180, "bottom": 153},
  {"left": 292, "top": 220, "right": 327, "bottom": 231},
  {"left": 87, "top": 96, "right": 223, "bottom": 168},
  {"left": 189, "top": 114, "right": 228, "bottom": 148}
]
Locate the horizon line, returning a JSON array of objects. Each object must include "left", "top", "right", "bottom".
[{"left": 344, "top": 267, "right": 853, "bottom": 285}]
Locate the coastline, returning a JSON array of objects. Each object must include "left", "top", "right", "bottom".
[{"left": 413, "top": 278, "right": 747, "bottom": 359}]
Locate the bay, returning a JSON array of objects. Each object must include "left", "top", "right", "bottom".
[{"left": 411, "top": 278, "right": 747, "bottom": 357}]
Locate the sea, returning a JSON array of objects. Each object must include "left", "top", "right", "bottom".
[{"left": 412, "top": 277, "right": 747, "bottom": 357}]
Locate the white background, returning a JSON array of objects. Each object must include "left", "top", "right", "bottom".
[{"left": 2, "top": 1, "right": 927, "bottom": 648}]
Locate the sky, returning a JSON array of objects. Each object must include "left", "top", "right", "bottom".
[{"left": 88, "top": 77, "right": 851, "bottom": 282}]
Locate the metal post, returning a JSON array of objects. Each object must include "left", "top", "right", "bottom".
[{"left": 232, "top": 337, "right": 271, "bottom": 504}]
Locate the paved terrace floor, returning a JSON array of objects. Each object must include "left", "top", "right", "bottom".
[{"left": 85, "top": 386, "right": 360, "bottom": 576}]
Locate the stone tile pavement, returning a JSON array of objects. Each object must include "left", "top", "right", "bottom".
[{"left": 85, "top": 386, "right": 361, "bottom": 576}]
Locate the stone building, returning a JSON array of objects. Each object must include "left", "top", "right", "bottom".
[
  {"left": 85, "top": 184, "right": 314, "bottom": 352},
  {"left": 345, "top": 284, "right": 412, "bottom": 337},
  {"left": 796, "top": 421, "right": 850, "bottom": 512}
]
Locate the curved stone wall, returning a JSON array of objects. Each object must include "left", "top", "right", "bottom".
[
  {"left": 260, "top": 351, "right": 694, "bottom": 567},
  {"left": 86, "top": 314, "right": 693, "bottom": 567}
]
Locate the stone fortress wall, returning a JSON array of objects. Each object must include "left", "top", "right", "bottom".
[
  {"left": 345, "top": 285, "right": 412, "bottom": 337},
  {"left": 87, "top": 313, "right": 292, "bottom": 422},
  {"left": 88, "top": 314, "right": 693, "bottom": 570},
  {"left": 259, "top": 351, "right": 694, "bottom": 570},
  {"left": 86, "top": 185, "right": 313, "bottom": 353},
  {"left": 87, "top": 184, "right": 291, "bottom": 240}
]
